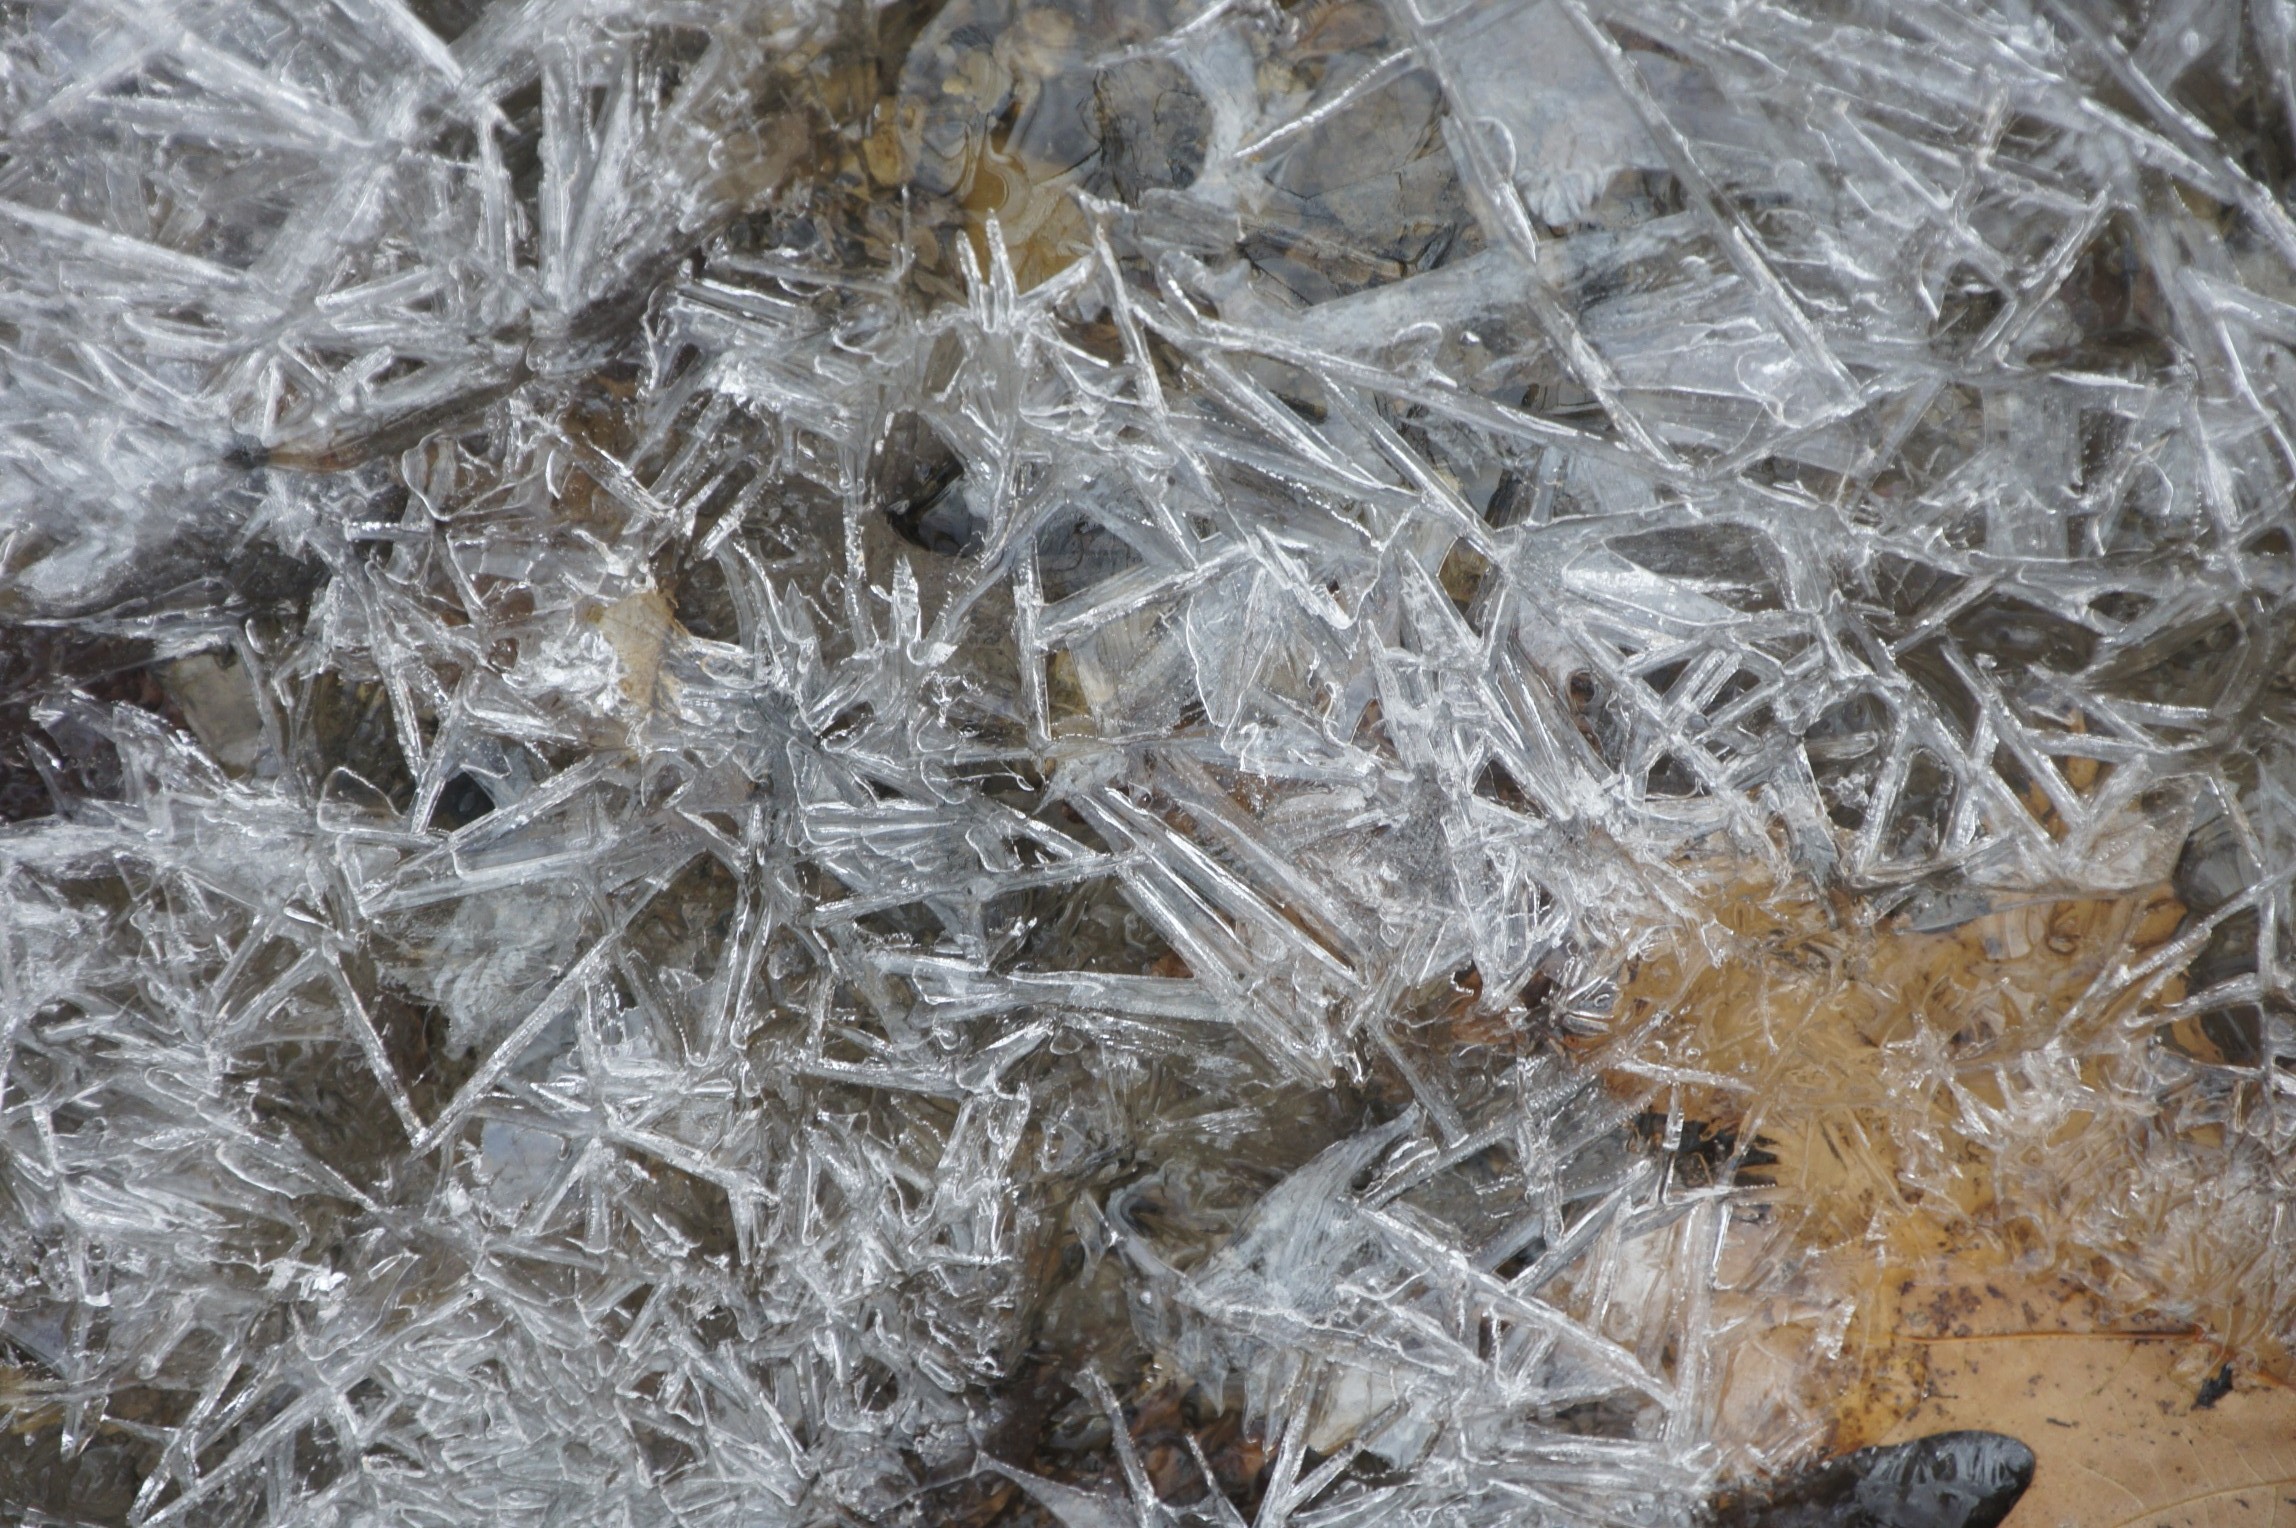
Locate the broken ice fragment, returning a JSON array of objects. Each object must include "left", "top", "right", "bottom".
[{"left": 1424, "top": 0, "right": 1664, "bottom": 227}]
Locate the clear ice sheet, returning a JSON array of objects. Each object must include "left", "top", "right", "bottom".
[{"left": 1, "top": 0, "right": 2295, "bottom": 1523}]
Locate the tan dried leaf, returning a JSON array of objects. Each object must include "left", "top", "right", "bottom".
[{"left": 1883, "top": 1278, "right": 2296, "bottom": 1528}]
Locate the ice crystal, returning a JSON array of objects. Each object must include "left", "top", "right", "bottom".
[{"left": 3, "top": 0, "right": 2295, "bottom": 1524}]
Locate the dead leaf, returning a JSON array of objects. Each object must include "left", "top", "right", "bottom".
[
  {"left": 1568, "top": 871, "right": 2293, "bottom": 1486},
  {"left": 595, "top": 588, "right": 677, "bottom": 713},
  {"left": 1884, "top": 1283, "right": 2296, "bottom": 1527}
]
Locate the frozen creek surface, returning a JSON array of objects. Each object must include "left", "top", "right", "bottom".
[{"left": 4, "top": 0, "right": 2296, "bottom": 1523}]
